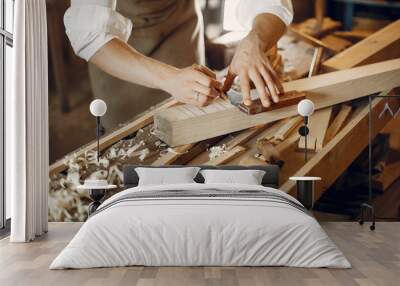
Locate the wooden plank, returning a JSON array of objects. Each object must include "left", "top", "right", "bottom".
[
  {"left": 333, "top": 30, "right": 373, "bottom": 42},
  {"left": 237, "top": 91, "right": 305, "bottom": 115},
  {"left": 230, "top": 121, "right": 288, "bottom": 165},
  {"left": 239, "top": 119, "right": 301, "bottom": 166},
  {"left": 239, "top": 156, "right": 268, "bottom": 166},
  {"left": 298, "top": 135, "right": 317, "bottom": 152},
  {"left": 276, "top": 132, "right": 300, "bottom": 154},
  {"left": 256, "top": 139, "right": 281, "bottom": 163},
  {"left": 186, "top": 124, "right": 271, "bottom": 166},
  {"left": 288, "top": 26, "right": 340, "bottom": 53},
  {"left": 154, "top": 59, "right": 400, "bottom": 146},
  {"left": 382, "top": 113, "right": 400, "bottom": 150},
  {"left": 280, "top": 93, "right": 400, "bottom": 201},
  {"left": 50, "top": 99, "right": 177, "bottom": 176},
  {"left": 352, "top": 17, "right": 391, "bottom": 31},
  {"left": 298, "top": 107, "right": 332, "bottom": 151},
  {"left": 225, "top": 125, "right": 268, "bottom": 150},
  {"left": 152, "top": 136, "right": 225, "bottom": 166},
  {"left": 315, "top": 1, "right": 326, "bottom": 31},
  {"left": 273, "top": 116, "right": 302, "bottom": 142},
  {"left": 305, "top": 46, "right": 331, "bottom": 151},
  {"left": 320, "top": 35, "right": 352, "bottom": 53},
  {"left": 205, "top": 146, "right": 247, "bottom": 166},
  {"left": 151, "top": 144, "right": 195, "bottom": 166},
  {"left": 174, "top": 136, "right": 224, "bottom": 165},
  {"left": 323, "top": 20, "right": 400, "bottom": 71},
  {"left": 291, "top": 17, "right": 341, "bottom": 38},
  {"left": 372, "top": 115, "right": 400, "bottom": 191},
  {"left": 372, "top": 159, "right": 400, "bottom": 192},
  {"left": 308, "top": 47, "right": 324, "bottom": 77},
  {"left": 323, "top": 105, "right": 352, "bottom": 145},
  {"left": 314, "top": 108, "right": 333, "bottom": 151},
  {"left": 257, "top": 121, "right": 287, "bottom": 142}
]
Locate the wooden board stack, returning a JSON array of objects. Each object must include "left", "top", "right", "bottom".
[{"left": 323, "top": 20, "right": 400, "bottom": 71}]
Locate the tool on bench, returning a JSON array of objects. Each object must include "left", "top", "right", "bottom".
[{"left": 226, "top": 90, "right": 306, "bottom": 115}]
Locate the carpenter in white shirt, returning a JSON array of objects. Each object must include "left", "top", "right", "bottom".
[{"left": 63, "top": 0, "right": 293, "bottom": 130}]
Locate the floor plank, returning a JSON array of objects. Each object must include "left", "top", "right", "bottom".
[{"left": 0, "top": 222, "right": 399, "bottom": 286}]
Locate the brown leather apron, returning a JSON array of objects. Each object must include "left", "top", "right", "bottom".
[{"left": 89, "top": 0, "right": 205, "bottom": 130}]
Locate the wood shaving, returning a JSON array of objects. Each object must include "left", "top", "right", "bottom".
[
  {"left": 139, "top": 148, "right": 150, "bottom": 161},
  {"left": 208, "top": 145, "right": 227, "bottom": 160}
]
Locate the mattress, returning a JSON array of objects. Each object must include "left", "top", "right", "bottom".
[{"left": 50, "top": 183, "right": 351, "bottom": 269}]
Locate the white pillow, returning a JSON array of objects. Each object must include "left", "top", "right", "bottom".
[
  {"left": 200, "top": 169, "right": 266, "bottom": 185},
  {"left": 135, "top": 167, "right": 201, "bottom": 186}
]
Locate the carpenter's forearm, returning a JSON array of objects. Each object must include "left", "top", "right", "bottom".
[
  {"left": 250, "top": 13, "right": 286, "bottom": 51},
  {"left": 90, "top": 38, "right": 177, "bottom": 91}
]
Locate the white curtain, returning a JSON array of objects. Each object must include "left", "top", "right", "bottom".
[{"left": 6, "top": 0, "right": 49, "bottom": 242}]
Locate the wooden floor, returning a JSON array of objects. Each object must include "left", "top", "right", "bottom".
[{"left": 0, "top": 222, "right": 399, "bottom": 286}]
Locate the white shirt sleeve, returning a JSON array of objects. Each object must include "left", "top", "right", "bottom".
[
  {"left": 223, "top": 0, "right": 293, "bottom": 31},
  {"left": 64, "top": 0, "right": 133, "bottom": 61}
]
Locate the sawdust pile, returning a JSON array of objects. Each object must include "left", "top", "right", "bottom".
[{"left": 49, "top": 125, "right": 162, "bottom": 221}]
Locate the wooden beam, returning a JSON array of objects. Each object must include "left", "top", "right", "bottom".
[
  {"left": 298, "top": 135, "right": 317, "bottom": 152},
  {"left": 238, "top": 91, "right": 305, "bottom": 115},
  {"left": 280, "top": 93, "right": 400, "bottom": 201},
  {"left": 323, "top": 105, "right": 352, "bottom": 145},
  {"left": 291, "top": 17, "right": 341, "bottom": 38},
  {"left": 288, "top": 27, "right": 339, "bottom": 53},
  {"left": 154, "top": 59, "right": 400, "bottom": 146},
  {"left": 256, "top": 140, "right": 281, "bottom": 164},
  {"left": 151, "top": 144, "right": 195, "bottom": 166},
  {"left": 320, "top": 35, "right": 352, "bottom": 53},
  {"left": 333, "top": 30, "right": 373, "bottom": 42},
  {"left": 308, "top": 47, "right": 324, "bottom": 77},
  {"left": 49, "top": 99, "right": 177, "bottom": 176},
  {"left": 225, "top": 125, "right": 268, "bottom": 150},
  {"left": 315, "top": 0, "right": 326, "bottom": 31},
  {"left": 239, "top": 156, "right": 268, "bottom": 166},
  {"left": 234, "top": 120, "right": 299, "bottom": 167},
  {"left": 152, "top": 136, "right": 225, "bottom": 166},
  {"left": 372, "top": 158, "right": 400, "bottom": 192},
  {"left": 273, "top": 116, "right": 302, "bottom": 142},
  {"left": 174, "top": 136, "right": 224, "bottom": 165},
  {"left": 298, "top": 107, "right": 332, "bottom": 151},
  {"left": 188, "top": 122, "right": 282, "bottom": 165},
  {"left": 323, "top": 20, "right": 400, "bottom": 71},
  {"left": 276, "top": 132, "right": 300, "bottom": 154},
  {"left": 206, "top": 146, "right": 247, "bottom": 166},
  {"left": 352, "top": 17, "right": 391, "bottom": 31},
  {"left": 372, "top": 115, "right": 400, "bottom": 191}
]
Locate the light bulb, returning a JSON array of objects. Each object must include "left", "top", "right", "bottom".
[
  {"left": 90, "top": 99, "right": 107, "bottom": 117},
  {"left": 297, "top": 99, "right": 315, "bottom": 117}
]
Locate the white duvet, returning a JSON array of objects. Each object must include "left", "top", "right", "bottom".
[{"left": 50, "top": 183, "right": 351, "bottom": 269}]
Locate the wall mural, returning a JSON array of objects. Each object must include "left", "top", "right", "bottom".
[{"left": 48, "top": 2, "right": 400, "bottom": 222}]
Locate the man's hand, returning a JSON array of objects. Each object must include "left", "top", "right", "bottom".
[
  {"left": 163, "top": 64, "right": 222, "bottom": 107},
  {"left": 222, "top": 13, "right": 286, "bottom": 108},
  {"left": 90, "top": 39, "right": 222, "bottom": 108}
]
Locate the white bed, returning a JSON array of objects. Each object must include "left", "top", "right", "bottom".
[{"left": 50, "top": 183, "right": 351, "bottom": 269}]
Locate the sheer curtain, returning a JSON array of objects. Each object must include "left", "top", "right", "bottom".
[{"left": 6, "top": 0, "right": 49, "bottom": 242}]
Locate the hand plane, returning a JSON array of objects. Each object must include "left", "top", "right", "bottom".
[{"left": 225, "top": 89, "right": 306, "bottom": 115}]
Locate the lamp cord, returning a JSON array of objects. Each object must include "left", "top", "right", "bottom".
[
  {"left": 96, "top": 116, "right": 100, "bottom": 162},
  {"left": 305, "top": 116, "right": 308, "bottom": 162}
]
